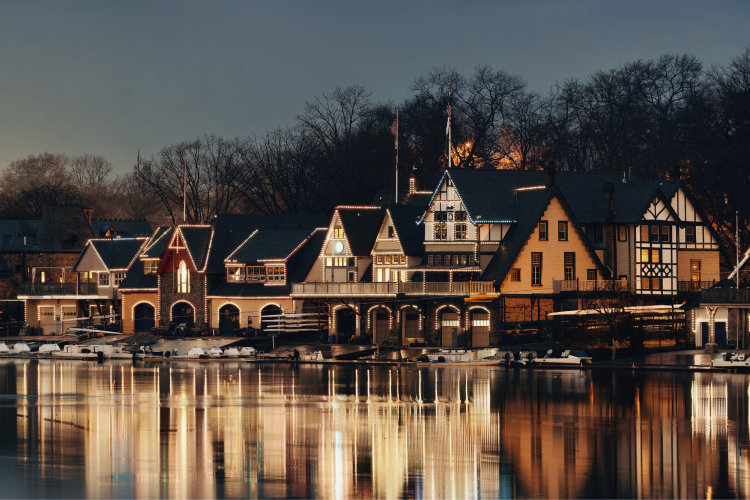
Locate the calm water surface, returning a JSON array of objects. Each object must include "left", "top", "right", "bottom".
[{"left": 0, "top": 359, "right": 747, "bottom": 499}]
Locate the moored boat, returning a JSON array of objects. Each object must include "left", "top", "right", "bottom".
[
  {"left": 533, "top": 349, "right": 592, "bottom": 366},
  {"left": 52, "top": 345, "right": 97, "bottom": 359},
  {"left": 711, "top": 352, "right": 750, "bottom": 369}
]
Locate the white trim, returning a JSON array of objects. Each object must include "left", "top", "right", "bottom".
[{"left": 131, "top": 300, "right": 156, "bottom": 322}]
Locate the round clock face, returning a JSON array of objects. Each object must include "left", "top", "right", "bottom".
[{"left": 334, "top": 241, "right": 344, "bottom": 254}]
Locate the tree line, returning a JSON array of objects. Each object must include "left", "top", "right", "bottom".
[{"left": 1, "top": 48, "right": 748, "bottom": 271}]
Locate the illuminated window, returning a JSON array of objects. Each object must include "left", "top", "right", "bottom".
[
  {"left": 651, "top": 249, "right": 660, "bottom": 263},
  {"left": 384, "top": 255, "right": 391, "bottom": 264},
  {"left": 460, "top": 255, "right": 467, "bottom": 265},
  {"left": 266, "top": 265, "right": 285, "bottom": 282},
  {"left": 455, "top": 223, "right": 467, "bottom": 240},
  {"left": 618, "top": 226, "right": 628, "bottom": 242},
  {"left": 144, "top": 260, "right": 159, "bottom": 274},
  {"left": 428, "top": 255, "right": 434, "bottom": 266},
  {"left": 686, "top": 226, "right": 695, "bottom": 243},
  {"left": 178, "top": 261, "right": 190, "bottom": 293},
  {"left": 511, "top": 269, "right": 521, "bottom": 281},
  {"left": 435, "top": 255, "right": 442, "bottom": 265},
  {"left": 227, "top": 265, "right": 245, "bottom": 281},
  {"left": 400, "top": 255, "right": 406, "bottom": 264},
  {"left": 691, "top": 260, "right": 701, "bottom": 283},
  {"left": 434, "top": 212, "right": 447, "bottom": 240},
  {"left": 334, "top": 227, "right": 344, "bottom": 239},
  {"left": 247, "top": 266, "right": 264, "bottom": 281},
  {"left": 376, "top": 255, "right": 383, "bottom": 264},
  {"left": 41, "top": 271, "right": 46, "bottom": 283},
  {"left": 326, "top": 257, "right": 333, "bottom": 267},
  {"left": 538, "top": 221, "right": 548, "bottom": 241},
  {"left": 558, "top": 221, "right": 567, "bottom": 241}
]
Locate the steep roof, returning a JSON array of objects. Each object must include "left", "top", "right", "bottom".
[
  {"left": 387, "top": 205, "right": 426, "bottom": 256},
  {"left": 444, "top": 169, "right": 683, "bottom": 225},
  {"left": 34, "top": 205, "right": 94, "bottom": 251},
  {"left": 72, "top": 238, "right": 146, "bottom": 272},
  {"left": 208, "top": 228, "right": 326, "bottom": 297},
  {"left": 118, "top": 260, "right": 158, "bottom": 290},
  {"left": 226, "top": 229, "right": 317, "bottom": 263},
  {"left": 480, "top": 188, "right": 607, "bottom": 284},
  {"left": 179, "top": 226, "right": 212, "bottom": 269},
  {"left": 0, "top": 254, "right": 12, "bottom": 276},
  {"left": 204, "top": 214, "right": 328, "bottom": 273},
  {"left": 90, "top": 219, "right": 152, "bottom": 238},
  {"left": 337, "top": 207, "right": 384, "bottom": 256},
  {"left": 140, "top": 227, "right": 174, "bottom": 259}
]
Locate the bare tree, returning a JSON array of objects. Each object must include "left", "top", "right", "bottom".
[{"left": 69, "top": 154, "right": 114, "bottom": 192}]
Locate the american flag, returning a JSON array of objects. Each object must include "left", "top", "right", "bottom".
[
  {"left": 391, "top": 118, "right": 398, "bottom": 136},
  {"left": 446, "top": 103, "right": 451, "bottom": 135}
]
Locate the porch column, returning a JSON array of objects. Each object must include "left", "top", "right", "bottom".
[{"left": 707, "top": 307, "right": 718, "bottom": 344}]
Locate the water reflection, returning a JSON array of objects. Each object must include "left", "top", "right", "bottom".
[{"left": 0, "top": 360, "right": 749, "bottom": 498}]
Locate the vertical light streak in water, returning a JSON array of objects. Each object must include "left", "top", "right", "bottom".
[
  {"left": 355, "top": 369, "right": 359, "bottom": 400},
  {"left": 169, "top": 367, "right": 173, "bottom": 395},
  {"left": 334, "top": 431, "right": 344, "bottom": 500},
  {"left": 131, "top": 365, "right": 134, "bottom": 394},
  {"left": 205, "top": 368, "right": 208, "bottom": 397},
  {"left": 239, "top": 367, "right": 242, "bottom": 397},
  {"left": 216, "top": 368, "right": 219, "bottom": 397},
  {"left": 636, "top": 385, "right": 642, "bottom": 499},
  {"left": 389, "top": 371, "right": 392, "bottom": 402},
  {"left": 258, "top": 369, "right": 261, "bottom": 398},
  {"left": 418, "top": 370, "right": 422, "bottom": 404},
  {"left": 109, "top": 365, "right": 113, "bottom": 394},
  {"left": 367, "top": 369, "right": 370, "bottom": 402},
  {"left": 193, "top": 368, "right": 196, "bottom": 396}
]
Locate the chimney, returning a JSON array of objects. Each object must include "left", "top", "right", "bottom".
[
  {"left": 408, "top": 171, "right": 420, "bottom": 195},
  {"left": 544, "top": 161, "right": 556, "bottom": 190},
  {"left": 83, "top": 208, "right": 93, "bottom": 225},
  {"left": 604, "top": 182, "right": 615, "bottom": 221},
  {"left": 669, "top": 164, "right": 680, "bottom": 181}
]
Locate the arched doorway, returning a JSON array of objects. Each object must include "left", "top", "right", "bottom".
[
  {"left": 440, "top": 308, "right": 461, "bottom": 347},
  {"left": 336, "top": 308, "right": 356, "bottom": 341},
  {"left": 371, "top": 308, "right": 390, "bottom": 344},
  {"left": 134, "top": 303, "right": 155, "bottom": 332},
  {"left": 401, "top": 307, "right": 421, "bottom": 339},
  {"left": 261, "top": 304, "right": 282, "bottom": 336},
  {"left": 171, "top": 302, "right": 195, "bottom": 329},
  {"left": 470, "top": 309, "right": 490, "bottom": 347},
  {"left": 219, "top": 304, "right": 240, "bottom": 336}
]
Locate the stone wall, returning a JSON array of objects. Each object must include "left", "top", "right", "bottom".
[{"left": 159, "top": 272, "right": 206, "bottom": 328}]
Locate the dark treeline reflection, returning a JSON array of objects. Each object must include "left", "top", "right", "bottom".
[{"left": 0, "top": 360, "right": 747, "bottom": 498}]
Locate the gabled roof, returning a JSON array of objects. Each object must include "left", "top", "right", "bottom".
[
  {"left": 72, "top": 238, "right": 146, "bottom": 272},
  {"left": 90, "top": 219, "right": 152, "bottom": 238},
  {"left": 0, "top": 254, "right": 12, "bottom": 276},
  {"left": 481, "top": 188, "right": 607, "bottom": 284},
  {"left": 203, "top": 214, "right": 328, "bottom": 273},
  {"left": 34, "top": 205, "right": 94, "bottom": 251},
  {"left": 387, "top": 205, "right": 426, "bottom": 256},
  {"left": 179, "top": 226, "right": 212, "bottom": 269},
  {"left": 226, "top": 229, "right": 317, "bottom": 263},
  {"left": 440, "top": 169, "right": 683, "bottom": 226},
  {"left": 140, "top": 227, "right": 174, "bottom": 259},
  {"left": 336, "top": 207, "right": 384, "bottom": 256},
  {"left": 207, "top": 228, "right": 326, "bottom": 298},
  {"left": 118, "top": 260, "right": 158, "bottom": 290}
]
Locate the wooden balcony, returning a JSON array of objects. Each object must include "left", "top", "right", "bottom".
[
  {"left": 701, "top": 289, "right": 750, "bottom": 305},
  {"left": 677, "top": 280, "right": 716, "bottom": 294},
  {"left": 291, "top": 281, "right": 496, "bottom": 298},
  {"left": 552, "top": 280, "right": 631, "bottom": 293},
  {"left": 18, "top": 282, "right": 117, "bottom": 298}
]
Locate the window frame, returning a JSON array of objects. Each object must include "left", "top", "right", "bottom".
[
  {"left": 564, "top": 252, "right": 575, "bottom": 281},
  {"left": 226, "top": 265, "right": 245, "bottom": 282},
  {"left": 538, "top": 221, "right": 548, "bottom": 241},
  {"left": 455, "top": 223, "right": 467, "bottom": 240},
  {"left": 618, "top": 225, "right": 628, "bottom": 242},
  {"left": 511, "top": 268, "right": 521, "bottom": 282},
  {"left": 587, "top": 269, "right": 597, "bottom": 281},
  {"left": 531, "top": 252, "right": 542, "bottom": 286},
  {"left": 266, "top": 265, "right": 286, "bottom": 283},
  {"left": 143, "top": 260, "right": 159, "bottom": 274},
  {"left": 685, "top": 226, "right": 695, "bottom": 243},
  {"left": 558, "top": 221, "right": 568, "bottom": 241},
  {"left": 246, "top": 266, "right": 265, "bottom": 282}
]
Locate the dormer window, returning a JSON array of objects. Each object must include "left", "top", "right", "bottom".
[
  {"left": 113, "top": 272, "right": 125, "bottom": 287},
  {"left": 227, "top": 265, "right": 245, "bottom": 282},
  {"left": 144, "top": 260, "right": 159, "bottom": 274},
  {"left": 334, "top": 227, "right": 345, "bottom": 239},
  {"left": 267, "top": 265, "right": 285, "bottom": 282},
  {"left": 247, "top": 266, "right": 265, "bottom": 282}
]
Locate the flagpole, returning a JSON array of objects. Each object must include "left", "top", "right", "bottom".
[
  {"left": 395, "top": 106, "right": 399, "bottom": 205},
  {"left": 448, "top": 83, "right": 452, "bottom": 169},
  {"left": 183, "top": 156, "right": 187, "bottom": 223}
]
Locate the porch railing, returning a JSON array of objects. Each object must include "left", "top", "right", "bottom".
[
  {"left": 677, "top": 280, "right": 716, "bottom": 293},
  {"left": 552, "top": 280, "right": 630, "bottom": 293},
  {"left": 19, "top": 282, "right": 102, "bottom": 296},
  {"left": 291, "top": 281, "right": 496, "bottom": 297},
  {"left": 701, "top": 289, "right": 750, "bottom": 304}
]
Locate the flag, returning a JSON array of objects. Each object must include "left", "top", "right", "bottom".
[
  {"left": 446, "top": 103, "right": 451, "bottom": 135},
  {"left": 391, "top": 118, "right": 398, "bottom": 136}
]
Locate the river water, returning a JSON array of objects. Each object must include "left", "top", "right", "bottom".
[{"left": 0, "top": 359, "right": 747, "bottom": 499}]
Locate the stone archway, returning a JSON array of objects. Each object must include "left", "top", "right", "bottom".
[
  {"left": 134, "top": 303, "right": 156, "bottom": 332},
  {"left": 260, "top": 304, "right": 282, "bottom": 336},
  {"left": 171, "top": 302, "right": 195, "bottom": 329},
  {"left": 219, "top": 304, "right": 240, "bottom": 336},
  {"left": 401, "top": 307, "right": 421, "bottom": 339},
  {"left": 440, "top": 308, "right": 461, "bottom": 347}
]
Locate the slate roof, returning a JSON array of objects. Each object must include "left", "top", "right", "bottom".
[
  {"left": 204, "top": 214, "right": 328, "bottom": 273},
  {"left": 387, "top": 205, "right": 427, "bottom": 256},
  {"left": 337, "top": 207, "right": 384, "bottom": 256},
  {"left": 140, "top": 227, "right": 174, "bottom": 259},
  {"left": 207, "top": 229, "right": 326, "bottom": 297},
  {"left": 180, "top": 226, "right": 212, "bottom": 269},
  {"left": 33, "top": 205, "right": 94, "bottom": 251},
  {"left": 445, "top": 169, "right": 682, "bottom": 225},
  {"left": 371, "top": 190, "right": 433, "bottom": 208},
  {"left": 226, "top": 229, "right": 317, "bottom": 263},
  {"left": 118, "top": 260, "right": 158, "bottom": 290},
  {"left": 91, "top": 219, "right": 152, "bottom": 238},
  {"left": 480, "top": 188, "right": 608, "bottom": 284},
  {"left": 0, "top": 254, "right": 12, "bottom": 276},
  {"left": 72, "top": 238, "right": 146, "bottom": 272}
]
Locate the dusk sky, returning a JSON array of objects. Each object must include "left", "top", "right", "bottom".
[{"left": 1, "top": 0, "right": 748, "bottom": 176}]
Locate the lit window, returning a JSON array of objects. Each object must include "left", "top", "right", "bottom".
[
  {"left": 326, "top": 257, "right": 333, "bottom": 267},
  {"left": 452, "top": 255, "right": 459, "bottom": 266},
  {"left": 434, "top": 212, "right": 447, "bottom": 240},
  {"left": 266, "top": 266, "right": 285, "bottom": 282},
  {"left": 651, "top": 249, "right": 660, "bottom": 263},
  {"left": 178, "top": 261, "right": 190, "bottom": 293},
  {"left": 376, "top": 255, "right": 383, "bottom": 264},
  {"left": 455, "top": 224, "right": 467, "bottom": 240},
  {"left": 41, "top": 271, "right": 46, "bottom": 283},
  {"left": 460, "top": 255, "right": 467, "bottom": 265},
  {"left": 227, "top": 265, "right": 245, "bottom": 282},
  {"left": 618, "top": 226, "right": 628, "bottom": 242},
  {"left": 334, "top": 228, "right": 344, "bottom": 239},
  {"left": 384, "top": 255, "right": 391, "bottom": 264},
  {"left": 247, "top": 266, "right": 264, "bottom": 281},
  {"left": 428, "top": 255, "right": 434, "bottom": 266},
  {"left": 144, "top": 260, "right": 159, "bottom": 274},
  {"left": 691, "top": 260, "right": 701, "bottom": 283},
  {"left": 400, "top": 255, "right": 406, "bottom": 264}
]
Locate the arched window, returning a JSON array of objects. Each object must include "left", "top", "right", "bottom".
[{"left": 178, "top": 261, "right": 190, "bottom": 293}]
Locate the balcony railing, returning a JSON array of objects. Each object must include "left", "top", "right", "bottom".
[
  {"left": 553, "top": 280, "right": 631, "bottom": 293},
  {"left": 701, "top": 289, "right": 750, "bottom": 304},
  {"left": 18, "top": 282, "right": 116, "bottom": 298},
  {"left": 677, "top": 280, "right": 716, "bottom": 293},
  {"left": 291, "top": 281, "right": 495, "bottom": 297}
]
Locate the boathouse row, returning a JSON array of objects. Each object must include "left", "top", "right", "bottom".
[{"left": 13, "top": 165, "right": 739, "bottom": 347}]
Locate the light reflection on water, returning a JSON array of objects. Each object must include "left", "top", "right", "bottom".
[{"left": 0, "top": 360, "right": 748, "bottom": 498}]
